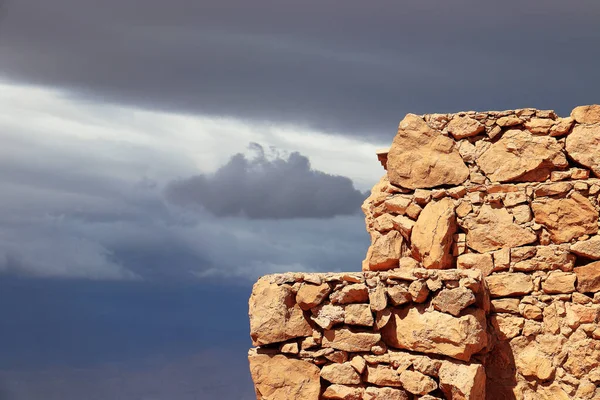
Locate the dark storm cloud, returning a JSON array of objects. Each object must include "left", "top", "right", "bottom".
[
  {"left": 1, "top": 0, "right": 599, "bottom": 139},
  {"left": 165, "top": 143, "right": 367, "bottom": 219}
]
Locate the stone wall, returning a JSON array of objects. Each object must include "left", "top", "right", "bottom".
[{"left": 248, "top": 105, "right": 600, "bottom": 399}]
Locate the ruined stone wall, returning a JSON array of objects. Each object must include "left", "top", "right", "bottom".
[
  {"left": 249, "top": 269, "right": 489, "bottom": 399},
  {"left": 248, "top": 105, "right": 600, "bottom": 400}
]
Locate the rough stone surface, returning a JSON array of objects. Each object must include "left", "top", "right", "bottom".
[
  {"left": 575, "top": 262, "right": 600, "bottom": 293},
  {"left": 320, "top": 362, "right": 362, "bottom": 384},
  {"left": 249, "top": 278, "right": 313, "bottom": 346},
  {"left": 486, "top": 273, "right": 533, "bottom": 297},
  {"left": 411, "top": 198, "right": 457, "bottom": 269},
  {"left": 381, "top": 305, "right": 488, "bottom": 361},
  {"left": 364, "top": 230, "right": 404, "bottom": 271},
  {"left": 542, "top": 271, "right": 576, "bottom": 294},
  {"left": 476, "top": 129, "right": 567, "bottom": 182},
  {"left": 322, "top": 327, "right": 381, "bottom": 352},
  {"left": 387, "top": 114, "right": 469, "bottom": 189},
  {"left": 296, "top": 283, "right": 331, "bottom": 310},
  {"left": 532, "top": 193, "right": 598, "bottom": 243},
  {"left": 438, "top": 361, "right": 486, "bottom": 400},
  {"left": 322, "top": 385, "right": 364, "bottom": 400},
  {"left": 566, "top": 123, "right": 600, "bottom": 176},
  {"left": 447, "top": 116, "right": 485, "bottom": 139},
  {"left": 571, "top": 235, "right": 600, "bottom": 259},
  {"left": 571, "top": 104, "right": 600, "bottom": 124},
  {"left": 248, "top": 352, "right": 321, "bottom": 400},
  {"left": 432, "top": 287, "right": 476, "bottom": 316},
  {"left": 363, "top": 386, "right": 409, "bottom": 400},
  {"left": 249, "top": 106, "right": 600, "bottom": 400},
  {"left": 461, "top": 205, "right": 537, "bottom": 253},
  {"left": 399, "top": 369, "right": 437, "bottom": 395}
]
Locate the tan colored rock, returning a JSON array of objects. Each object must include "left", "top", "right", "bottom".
[
  {"left": 455, "top": 201, "right": 472, "bottom": 218},
  {"left": 387, "top": 285, "right": 411, "bottom": 306},
  {"left": 411, "top": 355, "right": 442, "bottom": 376},
  {"left": 490, "top": 314, "right": 524, "bottom": 340},
  {"left": 571, "top": 236, "right": 600, "bottom": 259},
  {"left": 320, "top": 362, "right": 361, "bottom": 384},
  {"left": 249, "top": 279, "right": 313, "bottom": 346},
  {"left": 542, "top": 271, "right": 576, "bottom": 294},
  {"left": 411, "top": 198, "right": 457, "bottom": 269},
  {"left": 432, "top": 287, "right": 476, "bottom": 316},
  {"left": 457, "top": 253, "right": 494, "bottom": 277},
  {"left": 391, "top": 215, "right": 414, "bottom": 240},
  {"left": 565, "top": 303, "right": 599, "bottom": 328},
  {"left": 384, "top": 196, "right": 412, "bottom": 214},
  {"left": 330, "top": 284, "right": 369, "bottom": 304},
  {"left": 486, "top": 272, "right": 533, "bottom": 298},
  {"left": 296, "top": 283, "right": 331, "bottom": 310},
  {"left": 563, "top": 338, "right": 600, "bottom": 378},
  {"left": 461, "top": 205, "right": 537, "bottom": 253},
  {"left": 571, "top": 104, "right": 600, "bottom": 124},
  {"left": 279, "top": 342, "right": 299, "bottom": 354},
  {"left": 476, "top": 129, "right": 567, "bottom": 182},
  {"left": 512, "top": 245, "right": 576, "bottom": 272},
  {"left": 522, "top": 320, "right": 542, "bottom": 336},
  {"left": 322, "top": 385, "right": 364, "bottom": 400},
  {"left": 438, "top": 361, "right": 486, "bottom": 400},
  {"left": 381, "top": 305, "right": 487, "bottom": 361},
  {"left": 532, "top": 193, "right": 598, "bottom": 243},
  {"left": 409, "top": 280, "right": 430, "bottom": 303},
  {"left": 575, "top": 261, "right": 600, "bottom": 293},
  {"left": 311, "top": 304, "right": 345, "bottom": 330},
  {"left": 503, "top": 191, "right": 528, "bottom": 207},
  {"left": 364, "top": 230, "right": 404, "bottom": 271},
  {"left": 520, "top": 304, "right": 543, "bottom": 320},
  {"left": 511, "top": 337, "right": 555, "bottom": 381},
  {"left": 549, "top": 117, "right": 574, "bottom": 136},
  {"left": 491, "top": 248, "right": 510, "bottom": 271},
  {"left": 373, "top": 214, "right": 394, "bottom": 232},
  {"left": 322, "top": 327, "right": 381, "bottom": 352},
  {"left": 534, "top": 181, "right": 572, "bottom": 197},
  {"left": 325, "top": 350, "right": 349, "bottom": 364},
  {"left": 447, "top": 116, "right": 485, "bottom": 139},
  {"left": 364, "top": 386, "right": 410, "bottom": 400},
  {"left": 497, "top": 115, "right": 522, "bottom": 127},
  {"left": 566, "top": 124, "right": 600, "bottom": 176},
  {"left": 491, "top": 298, "right": 520, "bottom": 313},
  {"left": 369, "top": 285, "right": 388, "bottom": 312},
  {"left": 524, "top": 117, "right": 554, "bottom": 134},
  {"left": 349, "top": 355, "right": 366, "bottom": 374},
  {"left": 364, "top": 364, "right": 403, "bottom": 386},
  {"left": 387, "top": 114, "right": 469, "bottom": 189},
  {"left": 575, "top": 379, "right": 597, "bottom": 400},
  {"left": 248, "top": 352, "right": 321, "bottom": 400},
  {"left": 399, "top": 370, "right": 437, "bottom": 395},
  {"left": 344, "top": 304, "right": 374, "bottom": 327}
]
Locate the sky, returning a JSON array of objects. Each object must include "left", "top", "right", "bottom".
[{"left": 0, "top": 0, "right": 599, "bottom": 399}]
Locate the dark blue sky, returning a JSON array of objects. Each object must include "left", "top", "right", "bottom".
[
  {"left": 0, "top": 0, "right": 599, "bottom": 399},
  {"left": 0, "top": 278, "right": 255, "bottom": 398}
]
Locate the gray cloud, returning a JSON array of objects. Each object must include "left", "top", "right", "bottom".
[
  {"left": 1, "top": 0, "right": 599, "bottom": 139},
  {"left": 0, "top": 130, "right": 369, "bottom": 281},
  {"left": 165, "top": 143, "right": 367, "bottom": 219}
]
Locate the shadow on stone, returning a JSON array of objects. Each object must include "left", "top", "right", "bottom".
[{"left": 485, "top": 340, "right": 517, "bottom": 400}]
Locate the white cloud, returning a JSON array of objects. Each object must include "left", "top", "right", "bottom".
[
  {"left": 0, "top": 80, "right": 380, "bottom": 280},
  {"left": 0, "top": 80, "right": 386, "bottom": 189}
]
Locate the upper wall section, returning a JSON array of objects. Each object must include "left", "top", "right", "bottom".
[
  {"left": 362, "top": 105, "right": 600, "bottom": 273},
  {"left": 383, "top": 105, "right": 600, "bottom": 189}
]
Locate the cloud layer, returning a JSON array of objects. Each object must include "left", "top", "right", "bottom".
[
  {"left": 0, "top": 84, "right": 372, "bottom": 281},
  {"left": 1, "top": 0, "right": 599, "bottom": 138},
  {"left": 165, "top": 143, "right": 367, "bottom": 219}
]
